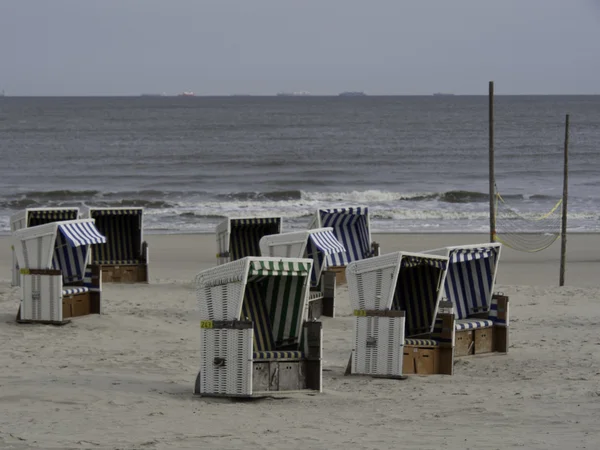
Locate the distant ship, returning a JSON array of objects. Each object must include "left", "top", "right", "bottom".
[
  {"left": 339, "top": 91, "right": 367, "bottom": 97},
  {"left": 433, "top": 92, "right": 455, "bottom": 97},
  {"left": 178, "top": 91, "right": 195, "bottom": 97},
  {"left": 276, "top": 91, "right": 311, "bottom": 97}
]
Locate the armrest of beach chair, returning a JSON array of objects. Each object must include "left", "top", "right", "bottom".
[
  {"left": 141, "top": 241, "right": 149, "bottom": 263},
  {"left": 370, "top": 242, "right": 381, "bottom": 257},
  {"left": 301, "top": 321, "right": 323, "bottom": 392},
  {"left": 489, "top": 293, "right": 509, "bottom": 353}
]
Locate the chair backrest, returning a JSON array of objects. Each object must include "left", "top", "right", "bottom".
[
  {"left": 52, "top": 229, "right": 89, "bottom": 284},
  {"left": 393, "top": 257, "right": 447, "bottom": 337},
  {"left": 28, "top": 209, "right": 79, "bottom": 227},
  {"left": 242, "top": 283, "right": 275, "bottom": 351},
  {"left": 90, "top": 209, "right": 142, "bottom": 264},
  {"left": 444, "top": 246, "right": 499, "bottom": 319},
  {"left": 230, "top": 218, "right": 281, "bottom": 261}
]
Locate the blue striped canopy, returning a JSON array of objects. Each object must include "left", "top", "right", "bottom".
[
  {"left": 58, "top": 222, "right": 107, "bottom": 247},
  {"left": 53, "top": 222, "right": 106, "bottom": 284},
  {"left": 318, "top": 207, "right": 370, "bottom": 266},
  {"left": 308, "top": 229, "right": 346, "bottom": 255},
  {"left": 306, "top": 229, "right": 346, "bottom": 287},
  {"left": 444, "top": 246, "right": 499, "bottom": 319}
]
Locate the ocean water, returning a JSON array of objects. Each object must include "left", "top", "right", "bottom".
[{"left": 0, "top": 95, "right": 599, "bottom": 234}]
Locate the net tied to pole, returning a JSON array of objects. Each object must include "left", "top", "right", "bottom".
[{"left": 493, "top": 188, "right": 563, "bottom": 253}]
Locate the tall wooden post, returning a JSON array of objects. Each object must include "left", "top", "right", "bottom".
[
  {"left": 559, "top": 114, "right": 570, "bottom": 286},
  {"left": 489, "top": 81, "right": 496, "bottom": 243}
]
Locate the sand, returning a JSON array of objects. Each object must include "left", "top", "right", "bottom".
[{"left": 1, "top": 233, "right": 600, "bottom": 450}]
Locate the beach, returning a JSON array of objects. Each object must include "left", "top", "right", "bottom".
[{"left": 1, "top": 232, "right": 600, "bottom": 450}]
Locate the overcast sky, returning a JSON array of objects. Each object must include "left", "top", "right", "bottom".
[{"left": 1, "top": 0, "right": 599, "bottom": 96}]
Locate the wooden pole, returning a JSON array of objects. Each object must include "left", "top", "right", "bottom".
[
  {"left": 489, "top": 81, "right": 496, "bottom": 243},
  {"left": 559, "top": 114, "right": 569, "bottom": 286}
]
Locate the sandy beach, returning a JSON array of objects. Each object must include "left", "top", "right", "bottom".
[{"left": 1, "top": 232, "right": 600, "bottom": 450}]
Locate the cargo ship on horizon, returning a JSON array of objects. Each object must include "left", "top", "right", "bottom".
[
  {"left": 276, "top": 91, "right": 311, "bottom": 96},
  {"left": 339, "top": 91, "right": 367, "bottom": 97}
]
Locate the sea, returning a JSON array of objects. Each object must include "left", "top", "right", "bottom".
[{"left": 0, "top": 95, "right": 599, "bottom": 235}]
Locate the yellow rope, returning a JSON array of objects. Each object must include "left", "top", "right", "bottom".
[
  {"left": 494, "top": 189, "right": 563, "bottom": 253},
  {"left": 496, "top": 192, "right": 563, "bottom": 221}
]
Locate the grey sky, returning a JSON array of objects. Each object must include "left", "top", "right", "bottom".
[{"left": 1, "top": 0, "right": 599, "bottom": 95}]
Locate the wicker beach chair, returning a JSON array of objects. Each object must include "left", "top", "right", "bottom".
[
  {"left": 82, "top": 207, "right": 149, "bottom": 283},
  {"left": 259, "top": 227, "right": 346, "bottom": 319},
  {"left": 215, "top": 217, "right": 282, "bottom": 265},
  {"left": 345, "top": 251, "right": 455, "bottom": 377},
  {"left": 10, "top": 207, "right": 80, "bottom": 286},
  {"left": 12, "top": 219, "right": 106, "bottom": 325},
  {"left": 309, "top": 207, "right": 379, "bottom": 284},
  {"left": 422, "top": 243, "right": 509, "bottom": 357},
  {"left": 194, "top": 257, "right": 322, "bottom": 398}
]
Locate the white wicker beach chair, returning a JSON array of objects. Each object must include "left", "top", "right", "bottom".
[
  {"left": 12, "top": 219, "right": 105, "bottom": 325},
  {"left": 345, "top": 251, "right": 455, "bottom": 377},
  {"left": 422, "top": 243, "right": 509, "bottom": 357},
  {"left": 259, "top": 227, "right": 345, "bottom": 319},
  {"left": 309, "top": 207, "right": 379, "bottom": 284},
  {"left": 82, "top": 207, "right": 149, "bottom": 283},
  {"left": 194, "top": 257, "right": 322, "bottom": 398},
  {"left": 216, "top": 217, "right": 282, "bottom": 265},
  {"left": 10, "top": 208, "right": 80, "bottom": 286}
]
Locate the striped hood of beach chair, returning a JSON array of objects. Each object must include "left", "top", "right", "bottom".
[
  {"left": 243, "top": 260, "right": 310, "bottom": 352},
  {"left": 444, "top": 246, "right": 499, "bottom": 319},
  {"left": 51, "top": 221, "right": 107, "bottom": 283},
  {"left": 393, "top": 256, "right": 447, "bottom": 337},
  {"left": 28, "top": 209, "right": 79, "bottom": 227},
  {"left": 305, "top": 229, "right": 346, "bottom": 287},
  {"left": 230, "top": 218, "right": 281, "bottom": 261},
  {"left": 318, "top": 208, "right": 371, "bottom": 266},
  {"left": 90, "top": 209, "right": 142, "bottom": 264}
]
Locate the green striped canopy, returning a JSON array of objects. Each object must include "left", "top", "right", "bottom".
[
  {"left": 243, "top": 259, "right": 311, "bottom": 346},
  {"left": 248, "top": 260, "right": 310, "bottom": 277}
]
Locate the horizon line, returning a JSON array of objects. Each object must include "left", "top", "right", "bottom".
[{"left": 2, "top": 93, "right": 599, "bottom": 97}]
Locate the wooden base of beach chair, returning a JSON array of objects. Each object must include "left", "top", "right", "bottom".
[
  {"left": 494, "top": 326, "right": 509, "bottom": 353},
  {"left": 100, "top": 263, "right": 148, "bottom": 283},
  {"left": 62, "top": 291, "right": 100, "bottom": 319},
  {"left": 455, "top": 326, "right": 508, "bottom": 357},
  {"left": 402, "top": 345, "right": 453, "bottom": 375},
  {"left": 252, "top": 359, "right": 321, "bottom": 393},
  {"left": 16, "top": 306, "right": 71, "bottom": 326},
  {"left": 328, "top": 266, "right": 347, "bottom": 286},
  {"left": 195, "top": 358, "right": 321, "bottom": 399}
]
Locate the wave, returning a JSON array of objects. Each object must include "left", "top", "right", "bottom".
[
  {"left": 11, "top": 189, "right": 101, "bottom": 200},
  {"left": 0, "top": 187, "right": 570, "bottom": 213},
  {"left": 217, "top": 190, "right": 303, "bottom": 201}
]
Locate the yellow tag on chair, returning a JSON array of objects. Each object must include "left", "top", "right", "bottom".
[
  {"left": 200, "top": 320, "right": 213, "bottom": 329},
  {"left": 20, "top": 268, "right": 30, "bottom": 275},
  {"left": 353, "top": 309, "right": 367, "bottom": 317}
]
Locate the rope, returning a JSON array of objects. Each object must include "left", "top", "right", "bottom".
[{"left": 493, "top": 187, "right": 563, "bottom": 253}]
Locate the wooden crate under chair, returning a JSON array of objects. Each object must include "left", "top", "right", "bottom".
[
  {"left": 453, "top": 294, "right": 509, "bottom": 358},
  {"left": 402, "top": 301, "right": 455, "bottom": 376}
]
